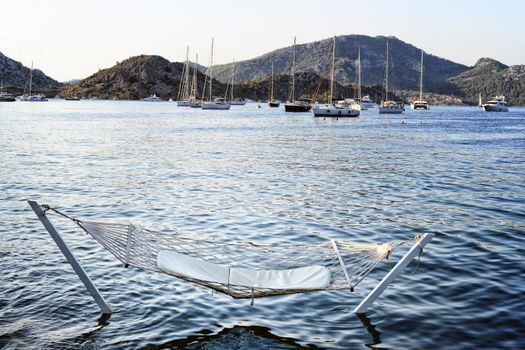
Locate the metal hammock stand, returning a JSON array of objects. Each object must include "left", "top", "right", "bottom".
[{"left": 28, "top": 201, "right": 434, "bottom": 316}]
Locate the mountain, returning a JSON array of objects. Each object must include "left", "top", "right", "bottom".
[
  {"left": 65, "top": 55, "right": 226, "bottom": 100},
  {"left": 0, "top": 51, "right": 62, "bottom": 92},
  {"left": 448, "top": 58, "right": 525, "bottom": 105},
  {"left": 66, "top": 54, "right": 387, "bottom": 102},
  {"left": 210, "top": 35, "right": 468, "bottom": 94}
]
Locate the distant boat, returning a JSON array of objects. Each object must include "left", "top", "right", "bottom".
[
  {"left": 0, "top": 81, "right": 15, "bottom": 102},
  {"left": 177, "top": 46, "right": 192, "bottom": 107},
  {"left": 411, "top": 49, "right": 429, "bottom": 110},
  {"left": 19, "top": 61, "right": 47, "bottom": 102},
  {"left": 143, "top": 94, "right": 162, "bottom": 102},
  {"left": 361, "top": 95, "right": 375, "bottom": 109},
  {"left": 284, "top": 36, "right": 311, "bottom": 112},
  {"left": 201, "top": 38, "right": 230, "bottom": 110},
  {"left": 189, "top": 53, "right": 202, "bottom": 108},
  {"left": 313, "top": 36, "right": 359, "bottom": 118},
  {"left": 379, "top": 41, "right": 404, "bottom": 114},
  {"left": 480, "top": 95, "right": 509, "bottom": 112},
  {"left": 226, "top": 59, "right": 246, "bottom": 105},
  {"left": 350, "top": 46, "right": 364, "bottom": 111},
  {"left": 268, "top": 61, "right": 280, "bottom": 107}
]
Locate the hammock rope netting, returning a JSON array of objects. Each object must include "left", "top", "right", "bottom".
[{"left": 43, "top": 206, "right": 405, "bottom": 299}]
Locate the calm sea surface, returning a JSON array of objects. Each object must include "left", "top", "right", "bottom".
[{"left": 0, "top": 101, "right": 524, "bottom": 349}]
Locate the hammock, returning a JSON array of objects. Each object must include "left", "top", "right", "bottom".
[
  {"left": 81, "top": 220, "right": 392, "bottom": 298},
  {"left": 28, "top": 201, "right": 434, "bottom": 315}
]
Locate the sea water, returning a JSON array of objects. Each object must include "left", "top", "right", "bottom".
[{"left": 1, "top": 100, "right": 524, "bottom": 349}]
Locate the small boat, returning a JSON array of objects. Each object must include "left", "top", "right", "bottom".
[
  {"left": 143, "top": 94, "right": 162, "bottom": 102},
  {"left": 480, "top": 95, "right": 509, "bottom": 112},
  {"left": 229, "top": 99, "right": 246, "bottom": 105},
  {"left": 411, "top": 49, "right": 429, "bottom": 110},
  {"left": 312, "top": 36, "right": 359, "bottom": 118},
  {"left": 284, "top": 36, "right": 311, "bottom": 113},
  {"left": 226, "top": 59, "right": 246, "bottom": 106},
  {"left": 19, "top": 61, "right": 48, "bottom": 102},
  {"left": 202, "top": 97, "right": 230, "bottom": 110},
  {"left": 361, "top": 95, "right": 376, "bottom": 109},
  {"left": 201, "top": 38, "right": 230, "bottom": 110},
  {"left": 65, "top": 96, "right": 80, "bottom": 101},
  {"left": 268, "top": 61, "right": 280, "bottom": 107},
  {"left": 379, "top": 41, "right": 403, "bottom": 114}
]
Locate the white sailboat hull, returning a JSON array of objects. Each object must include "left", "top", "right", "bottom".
[
  {"left": 202, "top": 102, "right": 231, "bottom": 110},
  {"left": 313, "top": 104, "right": 360, "bottom": 117}
]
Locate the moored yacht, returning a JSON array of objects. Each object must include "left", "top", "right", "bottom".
[
  {"left": 19, "top": 61, "right": 48, "bottom": 102},
  {"left": 361, "top": 95, "right": 376, "bottom": 108},
  {"left": 285, "top": 36, "right": 312, "bottom": 113},
  {"left": 143, "top": 94, "right": 162, "bottom": 102},
  {"left": 202, "top": 97, "right": 230, "bottom": 110},
  {"left": 0, "top": 81, "right": 15, "bottom": 102},
  {"left": 177, "top": 46, "right": 192, "bottom": 107},
  {"left": 312, "top": 36, "right": 359, "bottom": 118},
  {"left": 379, "top": 40, "right": 403, "bottom": 114},
  {"left": 481, "top": 95, "right": 509, "bottom": 112},
  {"left": 268, "top": 61, "right": 280, "bottom": 107},
  {"left": 410, "top": 49, "right": 429, "bottom": 110},
  {"left": 201, "top": 38, "right": 231, "bottom": 110}
]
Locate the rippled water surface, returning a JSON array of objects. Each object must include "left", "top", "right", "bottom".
[{"left": 1, "top": 101, "right": 524, "bottom": 349}]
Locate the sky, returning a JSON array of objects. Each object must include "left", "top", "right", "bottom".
[{"left": 1, "top": 0, "right": 523, "bottom": 82}]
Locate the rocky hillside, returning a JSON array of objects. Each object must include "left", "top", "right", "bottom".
[
  {"left": 65, "top": 55, "right": 227, "bottom": 100},
  {"left": 210, "top": 35, "right": 468, "bottom": 94},
  {"left": 0, "top": 51, "right": 62, "bottom": 92},
  {"left": 448, "top": 58, "right": 525, "bottom": 105}
]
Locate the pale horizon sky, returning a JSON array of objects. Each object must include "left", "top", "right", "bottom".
[{"left": 1, "top": 0, "right": 523, "bottom": 82}]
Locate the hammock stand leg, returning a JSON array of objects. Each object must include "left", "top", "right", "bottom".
[
  {"left": 353, "top": 233, "right": 434, "bottom": 314},
  {"left": 28, "top": 201, "right": 112, "bottom": 315}
]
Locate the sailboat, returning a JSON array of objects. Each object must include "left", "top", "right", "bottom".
[
  {"left": 228, "top": 59, "right": 246, "bottom": 105},
  {"left": 284, "top": 36, "right": 311, "bottom": 112},
  {"left": 177, "top": 47, "right": 191, "bottom": 106},
  {"left": 189, "top": 53, "right": 202, "bottom": 108},
  {"left": 313, "top": 36, "right": 360, "bottom": 118},
  {"left": 201, "top": 38, "right": 230, "bottom": 110},
  {"left": 411, "top": 49, "right": 429, "bottom": 110},
  {"left": 378, "top": 41, "right": 404, "bottom": 114},
  {"left": 349, "top": 46, "right": 365, "bottom": 111},
  {"left": 19, "top": 61, "right": 47, "bottom": 102},
  {"left": 268, "top": 61, "right": 280, "bottom": 107},
  {"left": 65, "top": 83, "right": 80, "bottom": 101}
]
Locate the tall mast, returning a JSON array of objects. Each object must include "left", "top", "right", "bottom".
[
  {"left": 270, "top": 61, "right": 274, "bottom": 101},
  {"left": 184, "top": 46, "right": 190, "bottom": 99},
  {"left": 419, "top": 49, "right": 424, "bottom": 101},
  {"left": 209, "top": 38, "right": 214, "bottom": 101},
  {"left": 357, "top": 46, "right": 362, "bottom": 101},
  {"left": 329, "top": 36, "right": 335, "bottom": 105},
  {"left": 291, "top": 36, "right": 296, "bottom": 103},
  {"left": 29, "top": 61, "right": 33, "bottom": 96},
  {"left": 385, "top": 41, "right": 389, "bottom": 102},
  {"left": 231, "top": 58, "right": 235, "bottom": 101},
  {"left": 190, "top": 53, "right": 198, "bottom": 99}
]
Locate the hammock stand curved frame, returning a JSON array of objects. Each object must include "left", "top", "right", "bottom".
[{"left": 28, "top": 200, "right": 434, "bottom": 316}]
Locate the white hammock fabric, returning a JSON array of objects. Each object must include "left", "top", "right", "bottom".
[{"left": 77, "top": 220, "right": 393, "bottom": 298}]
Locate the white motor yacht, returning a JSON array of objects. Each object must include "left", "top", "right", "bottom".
[
  {"left": 313, "top": 103, "right": 359, "bottom": 117},
  {"left": 481, "top": 96, "right": 509, "bottom": 112},
  {"left": 143, "top": 94, "right": 162, "bottom": 102},
  {"left": 361, "top": 95, "right": 375, "bottom": 109}
]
